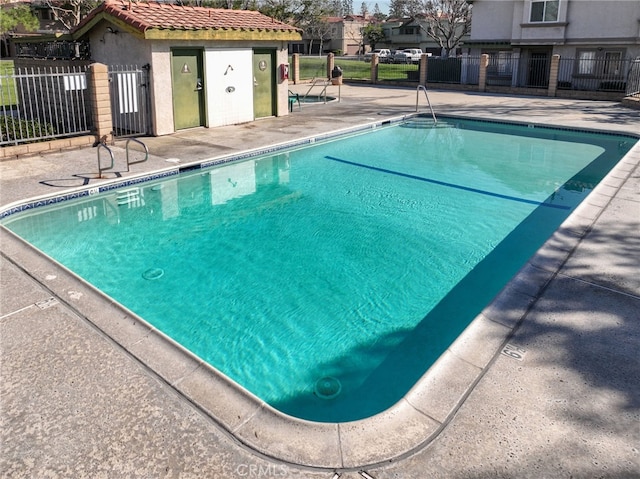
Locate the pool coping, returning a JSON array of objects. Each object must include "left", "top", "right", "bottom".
[{"left": 1, "top": 115, "right": 639, "bottom": 471}]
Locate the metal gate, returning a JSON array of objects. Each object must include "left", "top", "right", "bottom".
[
  {"left": 108, "top": 64, "right": 151, "bottom": 137},
  {"left": 626, "top": 58, "right": 640, "bottom": 98}
]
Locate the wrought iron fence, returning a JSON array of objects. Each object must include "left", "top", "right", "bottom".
[
  {"left": 14, "top": 41, "right": 91, "bottom": 60},
  {"left": 296, "top": 56, "right": 327, "bottom": 81},
  {"left": 486, "top": 53, "right": 550, "bottom": 88},
  {"left": 108, "top": 64, "right": 152, "bottom": 137},
  {"left": 557, "top": 57, "right": 630, "bottom": 92},
  {"left": 382, "top": 60, "right": 420, "bottom": 81},
  {"left": 0, "top": 64, "right": 92, "bottom": 146},
  {"left": 427, "top": 56, "right": 481, "bottom": 85},
  {"left": 626, "top": 58, "right": 640, "bottom": 98}
]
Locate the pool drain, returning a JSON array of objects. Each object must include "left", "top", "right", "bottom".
[
  {"left": 142, "top": 268, "right": 164, "bottom": 280},
  {"left": 314, "top": 376, "right": 341, "bottom": 400}
]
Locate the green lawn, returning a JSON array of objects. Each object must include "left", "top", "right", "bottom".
[
  {"left": 293, "top": 56, "right": 419, "bottom": 82},
  {"left": 294, "top": 56, "right": 328, "bottom": 80},
  {"left": 1, "top": 60, "right": 18, "bottom": 107}
]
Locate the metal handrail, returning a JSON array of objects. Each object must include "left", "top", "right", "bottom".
[
  {"left": 416, "top": 85, "right": 437, "bottom": 124},
  {"left": 303, "top": 77, "right": 330, "bottom": 103},
  {"left": 97, "top": 143, "right": 115, "bottom": 178},
  {"left": 125, "top": 138, "right": 149, "bottom": 172}
]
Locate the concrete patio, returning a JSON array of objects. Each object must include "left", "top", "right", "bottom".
[{"left": 1, "top": 85, "right": 639, "bottom": 478}]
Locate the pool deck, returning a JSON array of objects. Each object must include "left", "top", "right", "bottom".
[{"left": 1, "top": 85, "right": 639, "bottom": 478}]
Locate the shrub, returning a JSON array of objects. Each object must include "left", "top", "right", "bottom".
[{"left": 0, "top": 116, "right": 55, "bottom": 144}]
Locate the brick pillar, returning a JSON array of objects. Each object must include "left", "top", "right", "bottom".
[
  {"left": 479, "top": 54, "right": 489, "bottom": 92},
  {"left": 291, "top": 53, "right": 300, "bottom": 85},
  {"left": 87, "top": 63, "right": 113, "bottom": 144},
  {"left": 327, "top": 53, "right": 335, "bottom": 80},
  {"left": 419, "top": 54, "right": 429, "bottom": 86},
  {"left": 548, "top": 54, "right": 560, "bottom": 97},
  {"left": 371, "top": 54, "right": 379, "bottom": 83}
]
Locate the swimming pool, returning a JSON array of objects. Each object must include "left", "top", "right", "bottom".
[{"left": 2, "top": 116, "right": 635, "bottom": 427}]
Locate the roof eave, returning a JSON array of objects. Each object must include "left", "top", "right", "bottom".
[
  {"left": 143, "top": 29, "right": 302, "bottom": 42},
  {"left": 72, "top": 11, "right": 146, "bottom": 40}
]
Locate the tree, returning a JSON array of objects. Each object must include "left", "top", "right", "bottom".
[
  {"left": 388, "top": 0, "right": 406, "bottom": 17},
  {"left": 362, "top": 23, "right": 386, "bottom": 50},
  {"left": 295, "top": 0, "right": 333, "bottom": 55},
  {"left": 421, "top": 0, "right": 471, "bottom": 57},
  {"left": 45, "top": 0, "right": 98, "bottom": 31},
  {"left": 359, "top": 2, "right": 368, "bottom": 17},
  {"left": 259, "top": 0, "right": 301, "bottom": 21},
  {"left": 389, "top": 0, "right": 423, "bottom": 17},
  {"left": 0, "top": 5, "right": 39, "bottom": 55},
  {"left": 372, "top": 3, "right": 386, "bottom": 22},
  {"left": 406, "top": 0, "right": 423, "bottom": 16},
  {"left": 342, "top": 0, "right": 353, "bottom": 16}
]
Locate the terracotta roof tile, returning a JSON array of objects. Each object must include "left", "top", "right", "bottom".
[{"left": 77, "top": 0, "right": 301, "bottom": 34}]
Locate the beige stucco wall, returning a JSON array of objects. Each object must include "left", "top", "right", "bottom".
[
  {"left": 89, "top": 26, "right": 291, "bottom": 136},
  {"left": 468, "top": 0, "right": 517, "bottom": 41},
  {"left": 563, "top": 1, "right": 640, "bottom": 43},
  {"left": 470, "top": 0, "right": 640, "bottom": 52}
]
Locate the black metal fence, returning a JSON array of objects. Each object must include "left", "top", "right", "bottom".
[
  {"left": 558, "top": 57, "right": 630, "bottom": 92},
  {"left": 14, "top": 41, "right": 91, "bottom": 60},
  {"left": 1, "top": 64, "right": 92, "bottom": 146},
  {"left": 627, "top": 59, "right": 640, "bottom": 98},
  {"left": 485, "top": 53, "right": 550, "bottom": 88}
]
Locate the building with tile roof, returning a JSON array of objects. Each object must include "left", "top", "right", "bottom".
[{"left": 72, "top": 0, "right": 302, "bottom": 135}]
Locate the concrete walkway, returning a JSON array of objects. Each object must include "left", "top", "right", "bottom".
[{"left": 1, "top": 85, "right": 639, "bottom": 478}]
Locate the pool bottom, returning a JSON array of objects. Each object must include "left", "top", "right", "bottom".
[{"left": 1, "top": 114, "right": 637, "bottom": 469}]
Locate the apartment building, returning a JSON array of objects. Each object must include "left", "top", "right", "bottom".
[{"left": 466, "top": 0, "right": 640, "bottom": 89}]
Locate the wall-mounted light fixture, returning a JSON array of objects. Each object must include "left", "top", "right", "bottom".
[{"left": 100, "top": 26, "right": 119, "bottom": 43}]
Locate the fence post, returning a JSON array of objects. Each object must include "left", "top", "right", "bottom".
[
  {"left": 87, "top": 63, "right": 113, "bottom": 144},
  {"left": 479, "top": 54, "right": 489, "bottom": 92},
  {"left": 371, "top": 54, "right": 379, "bottom": 83},
  {"left": 291, "top": 53, "right": 300, "bottom": 85},
  {"left": 419, "top": 54, "right": 428, "bottom": 86},
  {"left": 327, "top": 53, "right": 335, "bottom": 80},
  {"left": 548, "top": 54, "right": 560, "bottom": 97}
]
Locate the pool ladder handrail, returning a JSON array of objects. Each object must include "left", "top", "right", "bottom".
[
  {"left": 302, "top": 77, "right": 330, "bottom": 103},
  {"left": 97, "top": 138, "right": 149, "bottom": 177},
  {"left": 416, "top": 85, "right": 437, "bottom": 124},
  {"left": 97, "top": 142, "right": 114, "bottom": 178},
  {"left": 125, "top": 137, "right": 149, "bottom": 172}
]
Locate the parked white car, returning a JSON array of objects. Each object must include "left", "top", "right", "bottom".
[
  {"left": 364, "top": 49, "right": 391, "bottom": 62},
  {"left": 393, "top": 48, "right": 424, "bottom": 64}
]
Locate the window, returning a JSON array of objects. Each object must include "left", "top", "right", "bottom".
[
  {"left": 399, "top": 26, "right": 419, "bottom": 35},
  {"left": 577, "top": 51, "right": 596, "bottom": 75},
  {"left": 603, "top": 51, "right": 622, "bottom": 76},
  {"left": 530, "top": 0, "right": 559, "bottom": 22}
]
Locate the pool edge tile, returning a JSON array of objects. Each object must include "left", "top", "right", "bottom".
[
  {"left": 405, "top": 350, "right": 481, "bottom": 424},
  {"left": 234, "top": 407, "right": 342, "bottom": 468},
  {"left": 447, "top": 314, "right": 512, "bottom": 370},
  {"left": 338, "top": 401, "right": 440, "bottom": 468},
  {"left": 174, "top": 364, "right": 267, "bottom": 433}
]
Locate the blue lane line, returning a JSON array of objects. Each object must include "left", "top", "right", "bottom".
[{"left": 324, "top": 155, "right": 571, "bottom": 210}]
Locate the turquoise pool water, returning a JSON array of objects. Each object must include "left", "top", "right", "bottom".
[{"left": 3, "top": 118, "right": 635, "bottom": 422}]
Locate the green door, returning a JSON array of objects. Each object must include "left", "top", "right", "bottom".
[
  {"left": 253, "top": 51, "right": 274, "bottom": 119},
  {"left": 171, "top": 49, "right": 205, "bottom": 130}
]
